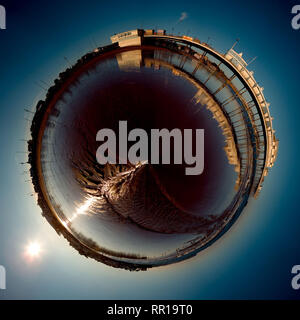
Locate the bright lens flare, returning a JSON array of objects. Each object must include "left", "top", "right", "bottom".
[
  {"left": 26, "top": 242, "right": 42, "bottom": 258},
  {"left": 76, "top": 197, "right": 95, "bottom": 215},
  {"left": 66, "top": 197, "right": 96, "bottom": 225}
]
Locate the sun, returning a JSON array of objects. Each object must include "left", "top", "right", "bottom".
[{"left": 26, "top": 242, "right": 42, "bottom": 258}]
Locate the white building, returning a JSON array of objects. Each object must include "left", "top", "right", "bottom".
[{"left": 110, "top": 30, "right": 142, "bottom": 47}]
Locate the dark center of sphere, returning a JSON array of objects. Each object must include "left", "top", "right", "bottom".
[{"left": 40, "top": 48, "right": 238, "bottom": 257}]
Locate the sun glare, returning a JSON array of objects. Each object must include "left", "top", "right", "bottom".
[{"left": 26, "top": 242, "right": 42, "bottom": 258}]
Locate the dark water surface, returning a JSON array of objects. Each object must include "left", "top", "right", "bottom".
[{"left": 40, "top": 48, "right": 238, "bottom": 259}]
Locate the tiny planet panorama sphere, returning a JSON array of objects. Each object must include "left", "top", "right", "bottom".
[{"left": 27, "top": 29, "right": 278, "bottom": 270}]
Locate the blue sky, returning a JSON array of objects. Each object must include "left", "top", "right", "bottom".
[{"left": 0, "top": 0, "right": 300, "bottom": 299}]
